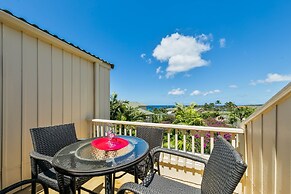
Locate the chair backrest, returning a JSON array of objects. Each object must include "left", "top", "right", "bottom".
[
  {"left": 136, "top": 126, "right": 164, "bottom": 150},
  {"left": 201, "top": 136, "right": 247, "bottom": 194},
  {"left": 30, "top": 123, "right": 78, "bottom": 157}
]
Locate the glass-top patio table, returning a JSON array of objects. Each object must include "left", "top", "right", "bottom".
[{"left": 52, "top": 135, "right": 149, "bottom": 194}]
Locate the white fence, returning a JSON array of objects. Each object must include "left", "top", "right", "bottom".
[{"left": 92, "top": 119, "right": 244, "bottom": 157}]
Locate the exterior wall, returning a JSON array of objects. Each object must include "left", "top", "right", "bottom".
[
  {"left": 243, "top": 83, "right": 291, "bottom": 194},
  {"left": 94, "top": 62, "right": 111, "bottom": 119},
  {"left": 0, "top": 20, "right": 111, "bottom": 188}
]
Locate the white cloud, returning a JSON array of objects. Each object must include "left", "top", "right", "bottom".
[
  {"left": 265, "top": 73, "right": 291, "bottom": 82},
  {"left": 153, "top": 33, "right": 211, "bottom": 78},
  {"left": 158, "top": 75, "right": 162, "bottom": 79},
  {"left": 168, "top": 88, "right": 187, "bottom": 95},
  {"left": 251, "top": 73, "right": 291, "bottom": 85},
  {"left": 250, "top": 80, "right": 261, "bottom": 86},
  {"left": 229, "top": 84, "right": 238, "bottom": 88},
  {"left": 146, "top": 58, "right": 152, "bottom": 64},
  {"left": 190, "top": 90, "right": 201, "bottom": 96},
  {"left": 190, "top": 89, "right": 221, "bottom": 96},
  {"left": 219, "top": 38, "right": 226, "bottom": 48},
  {"left": 156, "top": 66, "right": 162, "bottom": 74},
  {"left": 140, "top": 53, "right": 146, "bottom": 59},
  {"left": 203, "top": 89, "right": 221, "bottom": 96}
]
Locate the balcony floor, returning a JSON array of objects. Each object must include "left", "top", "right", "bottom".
[{"left": 16, "top": 164, "right": 242, "bottom": 194}]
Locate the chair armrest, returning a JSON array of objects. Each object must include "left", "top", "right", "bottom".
[
  {"left": 151, "top": 147, "right": 208, "bottom": 166},
  {"left": 30, "top": 151, "right": 53, "bottom": 164},
  {"left": 117, "top": 182, "right": 161, "bottom": 194},
  {"left": 1, "top": 179, "right": 48, "bottom": 194}
]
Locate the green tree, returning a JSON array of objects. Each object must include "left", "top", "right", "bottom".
[
  {"left": 228, "top": 106, "right": 256, "bottom": 126},
  {"left": 224, "top": 101, "right": 236, "bottom": 111},
  {"left": 110, "top": 93, "right": 145, "bottom": 121},
  {"left": 110, "top": 93, "right": 127, "bottom": 120},
  {"left": 173, "top": 103, "right": 204, "bottom": 126},
  {"left": 163, "top": 103, "right": 204, "bottom": 151},
  {"left": 215, "top": 100, "right": 222, "bottom": 111},
  {"left": 202, "top": 103, "right": 211, "bottom": 111},
  {"left": 201, "top": 111, "right": 220, "bottom": 119}
]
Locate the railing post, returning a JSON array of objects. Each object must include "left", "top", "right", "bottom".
[
  {"left": 191, "top": 131, "right": 195, "bottom": 154},
  {"left": 200, "top": 131, "right": 204, "bottom": 156},
  {"left": 119, "top": 124, "right": 122, "bottom": 135},
  {"left": 167, "top": 129, "right": 171, "bottom": 149},
  {"left": 175, "top": 129, "right": 178, "bottom": 150},
  {"left": 92, "top": 122, "right": 96, "bottom": 137},
  {"left": 101, "top": 124, "right": 104, "bottom": 136},
  {"left": 129, "top": 127, "right": 132, "bottom": 136},
  {"left": 231, "top": 133, "right": 236, "bottom": 148},
  {"left": 210, "top": 132, "right": 214, "bottom": 153},
  {"left": 183, "top": 130, "right": 186, "bottom": 152}
]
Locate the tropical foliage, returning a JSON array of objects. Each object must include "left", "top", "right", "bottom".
[
  {"left": 151, "top": 108, "right": 175, "bottom": 123},
  {"left": 228, "top": 106, "right": 256, "bottom": 125},
  {"left": 109, "top": 94, "right": 257, "bottom": 154},
  {"left": 173, "top": 103, "right": 204, "bottom": 126},
  {"left": 110, "top": 93, "right": 145, "bottom": 121}
]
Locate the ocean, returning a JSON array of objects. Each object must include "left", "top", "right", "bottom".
[{"left": 146, "top": 105, "right": 175, "bottom": 111}]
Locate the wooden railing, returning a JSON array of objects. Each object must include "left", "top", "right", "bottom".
[{"left": 91, "top": 119, "right": 244, "bottom": 157}]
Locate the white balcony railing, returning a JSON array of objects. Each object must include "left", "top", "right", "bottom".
[
  {"left": 91, "top": 119, "right": 246, "bottom": 193},
  {"left": 91, "top": 119, "right": 244, "bottom": 157}
]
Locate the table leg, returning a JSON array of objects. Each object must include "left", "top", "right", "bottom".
[
  {"left": 70, "top": 177, "right": 76, "bottom": 194},
  {"left": 105, "top": 174, "right": 113, "bottom": 194},
  {"left": 134, "top": 165, "right": 139, "bottom": 183}
]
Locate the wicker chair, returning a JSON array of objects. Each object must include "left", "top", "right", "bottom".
[
  {"left": 117, "top": 136, "right": 247, "bottom": 194},
  {"left": 30, "top": 123, "right": 92, "bottom": 194},
  {"left": 113, "top": 126, "right": 164, "bottom": 184},
  {"left": 0, "top": 179, "right": 48, "bottom": 194}
]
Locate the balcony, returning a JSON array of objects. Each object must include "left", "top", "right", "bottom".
[
  {"left": 8, "top": 83, "right": 291, "bottom": 194},
  {"left": 1, "top": 7, "right": 290, "bottom": 194},
  {"left": 18, "top": 119, "right": 245, "bottom": 194}
]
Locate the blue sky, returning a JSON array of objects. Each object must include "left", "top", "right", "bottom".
[{"left": 1, "top": 0, "right": 291, "bottom": 105}]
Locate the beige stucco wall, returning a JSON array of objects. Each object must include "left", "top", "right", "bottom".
[
  {"left": 0, "top": 12, "right": 111, "bottom": 188},
  {"left": 243, "top": 83, "right": 291, "bottom": 194}
]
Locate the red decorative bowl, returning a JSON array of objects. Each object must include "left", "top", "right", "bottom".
[{"left": 91, "top": 137, "right": 129, "bottom": 151}]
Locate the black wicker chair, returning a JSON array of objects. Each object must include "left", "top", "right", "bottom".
[
  {"left": 113, "top": 126, "right": 164, "bottom": 185},
  {"left": 117, "top": 135, "right": 247, "bottom": 194},
  {"left": 0, "top": 179, "right": 48, "bottom": 194},
  {"left": 30, "top": 123, "right": 92, "bottom": 194}
]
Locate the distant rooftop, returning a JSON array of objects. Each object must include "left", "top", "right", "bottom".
[{"left": 128, "top": 101, "right": 147, "bottom": 108}]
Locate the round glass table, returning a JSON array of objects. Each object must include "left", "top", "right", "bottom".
[{"left": 52, "top": 135, "right": 149, "bottom": 194}]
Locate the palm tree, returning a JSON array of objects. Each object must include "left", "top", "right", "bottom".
[
  {"left": 110, "top": 93, "right": 128, "bottom": 120},
  {"left": 110, "top": 93, "right": 145, "bottom": 121},
  {"left": 224, "top": 101, "right": 237, "bottom": 111}
]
